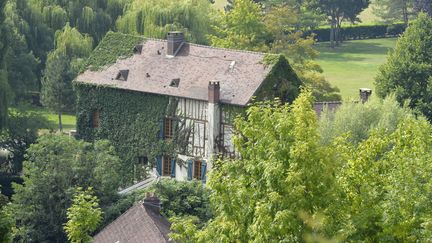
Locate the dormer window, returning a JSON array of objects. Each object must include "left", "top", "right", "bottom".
[
  {"left": 133, "top": 44, "right": 143, "bottom": 54},
  {"left": 115, "top": 70, "right": 129, "bottom": 81},
  {"left": 170, "top": 78, "right": 180, "bottom": 87}
]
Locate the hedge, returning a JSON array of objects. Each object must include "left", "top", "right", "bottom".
[{"left": 305, "top": 23, "right": 406, "bottom": 42}]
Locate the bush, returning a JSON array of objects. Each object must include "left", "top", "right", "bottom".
[{"left": 305, "top": 23, "right": 406, "bottom": 42}]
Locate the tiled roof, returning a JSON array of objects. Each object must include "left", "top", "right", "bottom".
[
  {"left": 93, "top": 202, "right": 170, "bottom": 243},
  {"left": 76, "top": 39, "right": 272, "bottom": 106}
]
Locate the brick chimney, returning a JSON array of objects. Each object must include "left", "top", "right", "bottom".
[
  {"left": 167, "top": 31, "right": 184, "bottom": 57},
  {"left": 359, "top": 88, "right": 372, "bottom": 103},
  {"left": 208, "top": 81, "right": 220, "bottom": 104},
  {"left": 207, "top": 82, "right": 221, "bottom": 166},
  {"left": 143, "top": 192, "right": 161, "bottom": 214}
]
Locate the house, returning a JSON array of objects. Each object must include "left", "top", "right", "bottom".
[
  {"left": 75, "top": 31, "right": 301, "bottom": 183},
  {"left": 93, "top": 193, "right": 171, "bottom": 243}
]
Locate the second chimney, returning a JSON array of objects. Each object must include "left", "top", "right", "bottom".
[
  {"left": 143, "top": 192, "right": 161, "bottom": 214},
  {"left": 167, "top": 31, "right": 184, "bottom": 57},
  {"left": 359, "top": 88, "right": 372, "bottom": 103}
]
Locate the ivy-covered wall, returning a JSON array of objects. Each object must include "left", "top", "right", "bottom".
[
  {"left": 256, "top": 54, "right": 302, "bottom": 103},
  {"left": 84, "top": 31, "right": 145, "bottom": 72},
  {"left": 75, "top": 83, "right": 173, "bottom": 185}
]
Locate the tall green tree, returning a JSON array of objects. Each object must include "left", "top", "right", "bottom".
[
  {"left": 264, "top": 4, "right": 341, "bottom": 101},
  {"left": 10, "top": 134, "right": 121, "bottom": 242},
  {"left": 41, "top": 25, "right": 92, "bottom": 131},
  {"left": 210, "top": 0, "right": 268, "bottom": 51},
  {"left": 116, "top": 0, "right": 213, "bottom": 44},
  {"left": 375, "top": 13, "right": 432, "bottom": 121},
  {"left": 64, "top": 187, "right": 102, "bottom": 243},
  {"left": 171, "top": 91, "right": 340, "bottom": 241}
]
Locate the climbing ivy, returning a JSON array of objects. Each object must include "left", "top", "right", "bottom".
[
  {"left": 84, "top": 31, "right": 145, "bottom": 71},
  {"left": 75, "top": 83, "right": 173, "bottom": 185},
  {"left": 256, "top": 54, "right": 302, "bottom": 103}
]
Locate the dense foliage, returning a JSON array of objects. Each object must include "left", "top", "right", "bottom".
[
  {"left": 376, "top": 13, "right": 432, "bottom": 120},
  {"left": 9, "top": 134, "right": 121, "bottom": 242},
  {"left": 319, "top": 95, "right": 412, "bottom": 144},
  {"left": 116, "top": 0, "right": 213, "bottom": 44},
  {"left": 0, "top": 188, "right": 13, "bottom": 243},
  {"left": 170, "top": 90, "right": 432, "bottom": 241},
  {"left": 64, "top": 187, "right": 102, "bottom": 243}
]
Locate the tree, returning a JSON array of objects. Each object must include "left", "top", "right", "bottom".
[
  {"left": 41, "top": 25, "right": 92, "bottom": 131},
  {"left": 116, "top": 0, "right": 213, "bottom": 44},
  {"left": 264, "top": 4, "right": 341, "bottom": 101},
  {"left": 311, "top": 0, "right": 370, "bottom": 47},
  {"left": 375, "top": 13, "right": 432, "bottom": 121},
  {"left": 64, "top": 187, "right": 102, "bottom": 243},
  {"left": 170, "top": 89, "right": 432, "bottom": 241},
  {"left": 373, "top": 0, "right": 415, "bottom": 24},
  {"left": 319, "top": 95, "right": 412, "bottom": 145},
  {"left": 10, "top": 134, "right": 121, "bottom": 242},
  {"left": 0, "top": 108, "right": 49, "bottom": 174},
  {"left": 171, "top": 91, "right": 340, "bottom": 241},
  {"left": 209, "top": 0, "right": 268, "bottom": 51},
  {"left": 41, "top": 52, "right": 75, "bottom": 131}
]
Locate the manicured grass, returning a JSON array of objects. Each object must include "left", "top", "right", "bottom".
[
  {"left": 315, "top": 38, "right": 397, "bottom": 99},
  {"left": 27, "top": 106, "right": 76, "bottom": 132}
]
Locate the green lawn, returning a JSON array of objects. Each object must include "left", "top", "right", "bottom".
[
  {"left": 315, "top": 38, "right": 396, "bottom": 99},
  {"left": 28, "top": 106, "right": 76, "bottom": 132}
]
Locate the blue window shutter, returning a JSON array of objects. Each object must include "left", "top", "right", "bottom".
[
  {"left": 156, "top": 156, "right": 162, "bottom": 176},
  {"left": 201, "top": 162, "right": 207, "bottom": 182},
  {"left": 159, "top": 118, "right": 164, "bottom": 139},
  {"left": 171, "top": 158, "right": 176, "bottom": 178},
  {"left": 187, "top": 160, "right": 193, "bottom": 181}
]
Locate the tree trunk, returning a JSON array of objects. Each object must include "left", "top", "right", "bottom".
[
  {"left": 330, "top": 16, "right": 336, "bottom": 48},
  {"left": 402, "top": 0, "right": 409, "bottom": 25},
  {"left": 58, "top": 111, "right": 63, "bottom": 132}
]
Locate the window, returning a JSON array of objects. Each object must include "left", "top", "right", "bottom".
[
  {"left": 92, "top": 110, "right": 100, "bottom": 128},
  {"left": 138, "top": 156, "right": 148, "bottom": 166},
  {"left": 162, "top": 156, "right": 172, "bottom": 176},
  {"left": 193, "top": 160, "right": 202, "bottom": 179},
  {"left": 164, "top": 118, "right": 174, "bottom": 139}
]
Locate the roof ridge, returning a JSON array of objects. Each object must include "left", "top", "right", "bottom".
[{"left": 140, "top": 37, "right": 267, "bottom": 56}]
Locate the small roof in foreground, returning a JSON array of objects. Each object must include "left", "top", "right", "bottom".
[
  {"left": 93, "top": 203, "right": 170, "bottom": 243},
  {"left": 76, "top": 39, "right": 272, "bottom": 106}
]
